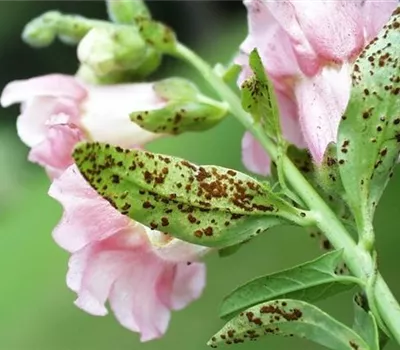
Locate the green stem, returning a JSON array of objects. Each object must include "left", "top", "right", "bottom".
[{"left": 175, "top": 43, "right": 400, "bottom": 344}]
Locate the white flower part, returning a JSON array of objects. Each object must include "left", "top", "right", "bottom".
[
  {"left": 80, "top": 83, "right": 166, "bottom": 148},
  {"left": 144, "top": 226, "right": 210, "bottom": 263}
]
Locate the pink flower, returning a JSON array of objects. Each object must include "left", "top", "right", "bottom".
[
  {"left": 1, "top": 74, "right": 165, "bottom": 178},
  {"left": 239, "top": 0, "right": 397, "bottom": 173},
  {"left": 49, "top": 165, "right": 207, "bottom": 341}
]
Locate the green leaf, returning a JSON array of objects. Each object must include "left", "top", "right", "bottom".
[
  {"left": 208, "top": 299, "right": 371, "bottom": 350},
  {"left": 106, "top": 0, "right": 151, "bottom": 24},
  {"left": 153, "top": 78, "right": 199, "bottom": 100},
  {"left": 220, "top": 250, "right": 360, "bottom": 320},
  {"left": 130, "top": 100, "right": 227, "bottom": 135},
  {"left": 241, "top": 49, "right": 281, "bottom": 141},
  {"left": 73, "top": 143, "right": 310, "bottom": 248},
  {"left": 136, "top": 17, "right": 177, "bottom": 54},
  {"left": 131, "top": 78, "right": 228, "bottom": 134},
  {"left": 337, "top": 9, "right": 400, "bottom": 231},
  {"left": 218, "top": 243, "right": 243, "bottom": 258},
  {"left": 353, "top": 295, "right": 379, "bottom": 350}
]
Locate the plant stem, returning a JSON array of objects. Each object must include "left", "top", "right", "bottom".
[{"left": 175, "top": 43, "right": 400, "bottom": 344}]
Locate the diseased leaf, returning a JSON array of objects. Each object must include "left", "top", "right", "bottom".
[
  {"left": 73, "top": 143, "right": 310, "bottom": 248},
  {"left": 153, "top": 77, "right": 198, "bottom": 100},
  {"left": 241, "top": 49, "right": 281, "bottom": 140},
  {"left": 135, "top": 17, "right": 177, "bottom": 54},
  {"left": 220, "top": 250, "right": 360, "bottom": 320},
  {"left": 209, "top": 299, "right": 371, "bottom": 350},
  {"left": 130, "top": 78, "right": 228, "bottom": 135},
  {"left": 106, "top": 0, "right": 151, "bottom": 24},
  {"left": 337, "top": 8, "right": 400, "bottom": 232},
  {"left": 218, "top": 244, "right": 243, "bottom": 258},
  {"left": 353, "top": 295, "right": 379, "bottom": 350}
]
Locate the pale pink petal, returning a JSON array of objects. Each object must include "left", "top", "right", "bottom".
[
  {"left": 295, "top": 64, "right": 352, "bottom": 163},
  {"left": 288, "top": 1, "right": 364, "bottom": 63},
  {"left": 16, "top": 97, "right": 80, "bottom": 147},
  {"left": 28, "top": 122, "right": 84, "bottom": 179},
  {"left": 242, "top": 132, "right": 271, "bottom": 176},
  {"left": 144, "top": 228, "right": 209, "bottom": 263},
  {"left": 48, "top": 165, "right": 132, "bottom": 252},
  {"left": 262, "top": 0, "right": 321, "bottom": 76},
  {"left": 68, "top": 227, "right": 147, "bottom": 317},
  {"left": 109, "top": 255, "right": 171, "bottom": 341},
  {"left": 169, "top": 262, "right": 206, "bottom": 310},
  {"left": 0, "top": 74, "right": 87, "bottom": 107},
  {"left": 242, "top": 0, "right": 300, "bottom": 80},
  {"left": 81, "top": 83, "right": 165, "bottom": 147},
  {"left": 276, "top": 91, "right": 305, "bottom": 148},
  {"left": 362, "top": 1, "right": 398, "bottom": 41}
]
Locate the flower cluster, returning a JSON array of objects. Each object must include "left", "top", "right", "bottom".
[
  {"left": 1, "top": 74, "right": 207, "bottom": 341},
  {"left": 239, "top": 0, "right": 397, "bottom": 175}
]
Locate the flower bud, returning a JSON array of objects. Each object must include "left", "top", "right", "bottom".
[
  {"left": 22, "top": 11, "right": 97, "bottom": 47},
  {"left": 106, "top": 0, "right": 151, "bottom": 24},
  {"left": 77, "top": 26, "right": 148, "bottom": 77}
]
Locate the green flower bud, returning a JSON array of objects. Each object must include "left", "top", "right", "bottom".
[
  {"left": 106, "top": 0, "right": 151, "bottom": 24},
  {"left": 77, "top": 26, "right": 147, "bottom": 77},
  {"left": 22, "top": 11, "right": 103, "bottom": 47}
]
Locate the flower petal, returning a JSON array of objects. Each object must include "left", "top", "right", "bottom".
[
  {"left": 68, "top": 226, "right": 148, "bottom": 317},
  {"left": 80, "top": 83, "right": 166, "bottom": 148},
  {"left": 28, "top": 121, "right": 84, "bottom": 179},
  {"left": 109, "top": 253, "right": 171, "bottom": 341},
  {"left": 49, "top": 164, "right": 132, "bottom": 252},
  {"left": 169, "top": 262, "right": 206, "bottom": 310},
  {"left": 16, "top": 97, "right": 80, "bottom": 147},
  {"left": 145, "top": 228, "right": 209, "bottom": 263},
  {"left": 242, "top": 132, "right": 271, "bottom": 176},
  {"left": 362, "top": 0, "right": 399, "bottom": 41},
  {"left": 0, "top": 74, "right": 87, "bottom": 107},
  {"left": 242, "top": 0, "right": 300, "bottom": 80},
  {"left": 295, "top": 64, "right": 352, "bottom": 163}
]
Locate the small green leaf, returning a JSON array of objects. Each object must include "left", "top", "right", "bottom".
[
  {"left": 353, "top": 295, "right": 380, "bottom": 350},
  {"left": 214, "top": 63, "right": 241, "bottom": 84},
  {"left": 241, "top": 49, "right": 281, "bottom": 140},
  {"left": 130, "top": 100, "right": 227, "bottom": 134},
  {"left": 209, "top": 299, "right": 370, "bottom": 350},
  {"left": 153, "top": 78, "right": 199, "bottom": 100},
  {"left": 136, "top": 17, "right": 177, "bottom": 54},
  {"left": 106, "top": 0, "right": 151, "bottom": 24},
  {"left": 337, "top": 8, "right": 400, "bottom": 232},
  {"left": 220, "top": 250, "right": 360, "bottom": 320},
  {"left": 73, "top": 143, "right": 310, "bottom": 248},
  {"left": 133, "top": 78, "right": 228, "bottom": 134}
]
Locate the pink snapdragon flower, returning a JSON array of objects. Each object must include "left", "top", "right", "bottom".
[
  {"left": 239, "top": 0, "right": 398, "bottom": 174},
  {"left": 0, "top": 74, "right": 165, "bottom": 178},
  {"left": 49, "top": 165, "right": 207, "bottom": 341}
]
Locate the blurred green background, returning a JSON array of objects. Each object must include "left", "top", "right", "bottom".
[{"left": 0, "top": 2, "right": 399, "bottom": 350}]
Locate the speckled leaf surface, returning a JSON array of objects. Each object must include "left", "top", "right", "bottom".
[
  {"left": 220, "top": 250, "right": 359, "bottom": 320},
  {"left": 73, "top": 142, "right": 307, "bottom": 247},
  {"left": 136, "top": 17, "right": 177, "bottom": 54},
  {"left": 337, "top": 8, "right": 400, "bottom": 229},
  {"left": 130, "top": 100, "right": 226, "bottom": 134},
  {"left": 241, "top": 49, "right": 281, "bottom": 140},
  {"left": 208, "top": 299, "right": 370, "bottom": 350},
  {"left": 353, "top": 295, "right": 379, "bottom": 350}
]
